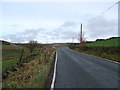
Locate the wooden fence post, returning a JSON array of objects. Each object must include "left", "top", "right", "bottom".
[{"left": 19, "top": 49, "right": 24, "bottom": 63}]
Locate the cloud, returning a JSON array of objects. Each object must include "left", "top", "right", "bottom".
[
  {"left": 48, "top": 21, "right": 79, "bottom": 42},
  {"left": 1, "top": 18, "right": 118, "bottom": 43},
  {"left": 61, "top": 21, "right": 77, "bottom": 27},
  {"left": 2, "top": 28, "right": 45, "bottom": 43},
  {"left": 85, "top": 17, "right": 118, "bottom": 40},
  {"left": 9, "top": 24, "right": 22, "bottom": 27}
]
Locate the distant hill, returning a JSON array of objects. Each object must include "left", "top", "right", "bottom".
[
  {"left": 107, "top": 37, "right": 120, "bottom": 40},
  {"left": 0, "top": 40, "right": 10, "bottom": 45},
  {"left": 95, "top": 37, "right": 120, "bottom": 42}
]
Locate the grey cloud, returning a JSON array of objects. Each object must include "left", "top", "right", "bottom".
[
  {"left": 3, "top": 18, "right": 117, "bottom": 43},
  {"left": 60, "top": 30, "right": 78, "bottom": 40},
  {"left": 61, "top": 21, "right": 77, "bottom": 27},
  {"left": 49, "top": 23, "right": 79, "bottom": 42},
  {"left": 2, "top": 28, "right": 45, "bottom": 43},
  {"left": 51, "top": 18, "right": 118, "bottom": 42},
  {"left": 85, "top": 17, "right": 118, "bottom": 40},
  {"left": 9, "top": 24, "right": 21, "bottom": 27},
  {"left": 2, "top": 20, "right": 79, "bottom": 43}
]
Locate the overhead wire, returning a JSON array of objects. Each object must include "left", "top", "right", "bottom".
[{"left": 84, "top": 1, "right": 118, "bottom": 27}]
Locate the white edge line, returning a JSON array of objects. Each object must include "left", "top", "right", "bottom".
[{"left": 50, "top": 52, "right": 57, "bottom": 90}]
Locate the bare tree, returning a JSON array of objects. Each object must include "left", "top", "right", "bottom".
[
  {"left": 78, "top": 33, "right": 86, "bottom": 47},
  {"left": 27, "top": 40, "right": 38, "bottom": 53}
]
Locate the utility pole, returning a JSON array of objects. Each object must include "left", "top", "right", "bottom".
[
  {"left": 118, "top": 1, "right": 120, "bottom": 37},
  {"left": 80, "top": 23, "right": 83, "bottom": 43},
  {"left": 72, "top": 37, "right": 74, "bottom": 43},
  {"left": 79, "top": 23, "right": 83, "bottom": 48}
]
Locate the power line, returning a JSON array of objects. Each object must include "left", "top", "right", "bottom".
[{"left": 85, "top": 1, "right": 118, "bottom": 27}]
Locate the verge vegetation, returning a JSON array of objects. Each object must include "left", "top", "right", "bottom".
[
  {"left": 2, "top": 46, "right": 55, "bottom": 88},
  {"left": 69, "top": 38, "right": 120, "bottom": 62}
]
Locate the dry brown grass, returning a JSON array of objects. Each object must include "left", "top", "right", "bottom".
[{"left": 2, "top": 46, "right": 55, "bottom": 88}]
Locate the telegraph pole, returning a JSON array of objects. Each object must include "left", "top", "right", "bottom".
[
  {"left": 80, "top": 23, "right": 83, "bottom": 43},
  {"left": 118, "top": 1, "right": 120, "bottom": 37},
  {"left": 72, "top": 37, "right": 74, "bottom": 43},
  {"left": 79, "top": 23, "right": 83, "bottom": 48}
]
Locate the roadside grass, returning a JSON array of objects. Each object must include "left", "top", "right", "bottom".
[
  {"left": 2, "top": 47, "right": 55, "bottom": 88},
  {"left": 73, "top": 48, "right": 120, "bottom": 62},
  {"left": 69, "top": 38, "right": 120, "bottom": 62},
  {"left": 86, "top": 38, "right": 120, "bottom": 47}
]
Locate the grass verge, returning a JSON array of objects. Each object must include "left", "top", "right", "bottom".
[
  {"left": 72, "top": 47, "right": 120, "bottom": 62},
  {"left": 2, "top": 47, "right": 55, "bottom": 88}
]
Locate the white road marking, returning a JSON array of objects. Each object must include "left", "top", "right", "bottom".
[{"left": 50, "top": 52, "right": 58, "bottom": 90}]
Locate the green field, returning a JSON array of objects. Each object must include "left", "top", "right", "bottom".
[
  {"left": 69, "top": 38, "right": 120, "bottom": 62},
  {"left": 86, "top": 38, "right": 120, "bottom": 47},
  {"left": 2, "top": 45, "right": 30, "bottom": 60},
  {"left": 2, "top": 58, "right": 19, "bottom": 72},
  {"left": 2, "top": 44, "right": 31, "bottom": 72}
]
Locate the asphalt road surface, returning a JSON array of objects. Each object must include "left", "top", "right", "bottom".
[{"left": 54, "top": 48, "right": 119, "bottom": 88}]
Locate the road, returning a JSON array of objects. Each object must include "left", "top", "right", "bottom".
[{"left": 54, "top": 48, "right": 119, "bottom": 88}]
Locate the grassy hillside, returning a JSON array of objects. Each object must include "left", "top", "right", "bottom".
[
  {"left": 2, "top": 44, "right": 31, "bottom": 72},
  {"left": 2, "top": 44, "right": 30, "bottom": 60},
  {"left": 86, "top": 38, "right": 120, "bottom": 47},
  {"left": 2, "top": 58, "right": 19, "bottom": 72}
]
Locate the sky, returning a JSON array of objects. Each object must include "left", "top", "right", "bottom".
[{"left": 0, "top": 1, "right": 118, "bottom": 43}]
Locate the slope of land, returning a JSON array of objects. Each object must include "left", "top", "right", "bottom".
[
  {"left": 2, "top": 44, "right": 30, "bottom": 72},
  {"left": 2, "top": 46, "right": 55, "bottom": 88},
  {"left": 86, "top": 38, "right": 120, "bottom": 47},
  {"left": 2, "top": 44, "right": 30, "bottom": 60}
]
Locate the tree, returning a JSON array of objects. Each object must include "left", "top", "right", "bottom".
[
  {"left": 78, "top": 33, "right": 86, "bottom": 47},
  {"left": 27, "top": 40, "right": 38, "bottom": 53}
]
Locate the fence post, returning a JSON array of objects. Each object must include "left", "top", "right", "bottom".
[{"left": 19, "top": 49, "right": 24, "bottom": 63}]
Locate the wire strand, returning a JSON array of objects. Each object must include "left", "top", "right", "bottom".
[{"left": 84, "top": 1, "right": 118, "bottom": 27}]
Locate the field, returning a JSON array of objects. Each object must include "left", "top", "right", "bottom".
[
  {"left": 2, "top": 44, "right": 30, "bottom": 60},
  {"left": 2, "top": 44, "right": 31, "bottom": 72},
  {"left": 86, "top": 38, "right": 120, "bottom": 47},
  {"left": 69, "top": 38, "right": 120, "bottom": 62}
]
